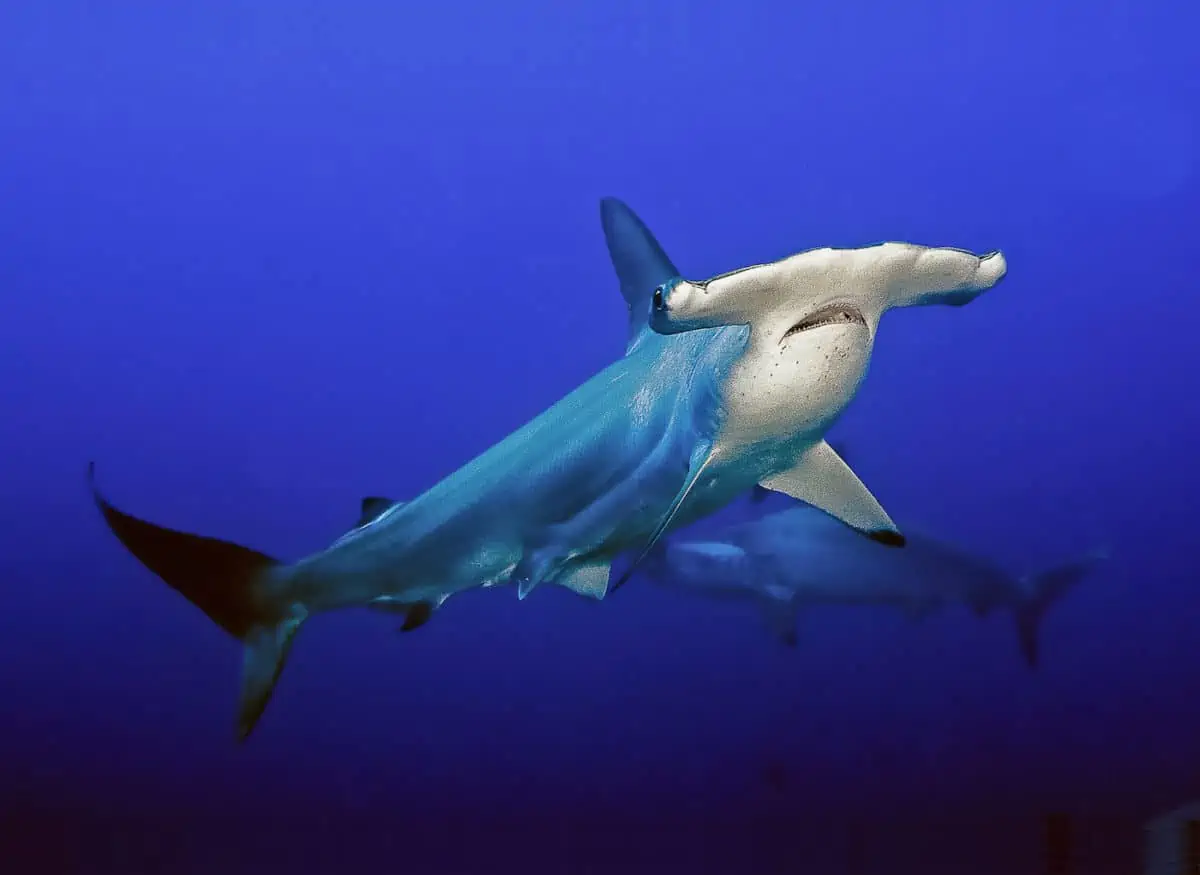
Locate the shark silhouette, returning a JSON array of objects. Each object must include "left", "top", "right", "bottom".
[{"left": 90, "top": 198, "right": 1007, "bottom": 738}]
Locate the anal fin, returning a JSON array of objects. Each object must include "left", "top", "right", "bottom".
[
  {"left": 758, "top": 440, "right": 904, "bottom": 546},
  {"left": 367, "top": 594, "right": 445, "bottom": 632}
]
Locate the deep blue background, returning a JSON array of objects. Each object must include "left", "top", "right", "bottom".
[{"left": 1, "top": 2, "right": 1197, "bottom": 873}]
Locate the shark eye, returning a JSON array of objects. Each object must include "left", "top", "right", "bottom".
[{"left": 652, "top": 283, "right": 668, "bottom": 311}]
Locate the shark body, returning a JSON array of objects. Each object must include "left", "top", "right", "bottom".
[
  {"left": 644, "top": 501, "right": 1107, "bottom": 665},
  {"left": 90, "top": 198, "right": 1006, "bottom": 738},
  {"left": 89, "top": 199, "right": 750, "bottom": 739},
  {"left": 90, "top": 293, "right": 743, "bottom": 741}
]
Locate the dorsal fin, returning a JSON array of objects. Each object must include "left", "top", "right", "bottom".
[
  {"left": 599, "top": 197, "right": 682, "bottom": 355},
  {"left": 357, "top": 496, "right": 398, "bottom": 528}
]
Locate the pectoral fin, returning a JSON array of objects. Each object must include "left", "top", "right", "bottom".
[
  {"left": 514, "top": 547, "right": 561, "bottom": 601},
  {"left": 759, "top": 441, "right": 904, "bottom": 546},
  {"left": 610, "top": 442, "right": 717, "bottom": 595}
]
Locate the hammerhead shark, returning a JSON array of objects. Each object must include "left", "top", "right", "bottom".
[
  {"left": 608, "top": 231, "right": 1008, "bottom": 591},
  {"left": 642, "top": 485, "right": 1108, "bottom": 666},
  {"left": 89, "top": 198, "right": 1006, "bottom": 738}
]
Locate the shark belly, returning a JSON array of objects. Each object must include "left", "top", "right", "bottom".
[
  {"left": 648, "top": 324, "right": 875, "bottom": 539},
  {"left": 718, "top": 325, "right": 871, "bottom": 454}
]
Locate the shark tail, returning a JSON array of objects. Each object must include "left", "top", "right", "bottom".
[
  {"left": 88, "top": 463, "right": 306, "bottom": 741},
  {"left": 1014, "top": 547, "right": 1109, "bottom": 668}
]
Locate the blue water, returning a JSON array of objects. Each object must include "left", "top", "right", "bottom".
[{"left": 1, "top": 3, "right": 1197, "bottom": 873}]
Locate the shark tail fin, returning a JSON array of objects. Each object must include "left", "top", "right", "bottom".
[
  {"left": 88, "top": 463, "right": 305, "bottom": 741},
  {"left": 1014, "top": 547, "right": 1109, "bottom": 669}
]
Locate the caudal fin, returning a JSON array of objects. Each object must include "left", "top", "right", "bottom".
[
  {"left": 1014, "top": 548, "right": 1109, "bottom": 668},
  {"left": 88, "top": 463, "right": 305, "bottom": 741}
]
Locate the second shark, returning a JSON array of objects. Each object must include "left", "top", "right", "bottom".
[{"left": 643, "top": 482, "right": 1107, "bottom": 666}]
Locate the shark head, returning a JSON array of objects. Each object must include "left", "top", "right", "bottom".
[
  {"left": 597, "top": 200, "right": 1007, "bottom": 578},
  {"left": 648, "top": 241, "right": 1008, "bottom": 446},
  {"left": 650, "top": 242, "right": 1007, "bottom": 336}
]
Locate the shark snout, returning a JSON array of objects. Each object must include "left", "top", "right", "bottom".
[
  {"left": 974, "top": 251, "right": 1007, "bottom": 290},
  {"left": 896, "top": 245, "right": 1010, "bottom": 308}
]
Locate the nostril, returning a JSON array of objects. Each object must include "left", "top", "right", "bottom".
[{"left": 652, "top": 285, "right": 665, "bottom": 311}]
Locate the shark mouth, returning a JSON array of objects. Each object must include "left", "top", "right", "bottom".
[{"left": 781, "top": 304, "right": 866, "bottom": 342}]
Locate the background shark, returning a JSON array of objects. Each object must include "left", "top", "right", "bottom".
[{"left": 642, "top": 487, "right": 1108, "bottom": 666}]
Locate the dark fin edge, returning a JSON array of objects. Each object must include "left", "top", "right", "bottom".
[{"left": 88, "top": 462, "right": 297, "bottom": 742}]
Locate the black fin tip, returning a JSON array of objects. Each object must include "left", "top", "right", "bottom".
[{"left": 867, "top": 529, "right": 906, "bottom": 548}]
